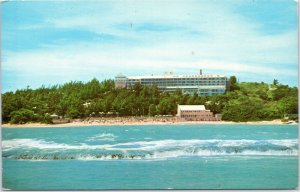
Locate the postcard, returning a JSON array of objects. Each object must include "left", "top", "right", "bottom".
[{"left": 1, "top": 0, "right": 298, "bottom": 190}]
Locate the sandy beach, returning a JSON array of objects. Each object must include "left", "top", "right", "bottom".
[{"left": 1, "top": 117, "right": 295, "bottom": 128}]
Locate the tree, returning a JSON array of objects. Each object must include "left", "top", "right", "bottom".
[
  {"left": 277, "top": 96, "right": 298, "bottom": 115},
  {"left": 148, "top": 104, "right": 157, "bottom": 116},
  {"left": 157, "top": 97, "right": 177, "bottom": 115},
  {"left": 66, "top": 107, "right": 81, "bottom": 119},
  {"left": 272, "top": 85, "right": 298, "bottom": 101},
  {"left": 10, "top": 109, "right": 36, "bottom": 124},
  {"left": 133, "top": 82, "right": 142, "bottom": 94},
  {"left": 41, "top": 114, "right": 53, "bottom": 124},
  {"left": 102, "top": 79, "right": 115, "bottom": 92},
  {"left": 2, "top": 92, "right": 18, "bottom": 123},
  {"left": 228, "top": 76, "right": 239, "bottom": 91},
  {"left": 273, "top": 79, "right": 279, "bottom": 86},
  {"left": 222, "top": 96, "right": 265, "bottom": 122}
]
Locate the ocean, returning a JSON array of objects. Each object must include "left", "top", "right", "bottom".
[{"left": 2, "top": 124, "right": 298, "bottom": 190}]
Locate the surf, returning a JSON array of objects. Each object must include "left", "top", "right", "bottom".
[{"left": 2, "top": 138, "right": 298, "bottom": 160}]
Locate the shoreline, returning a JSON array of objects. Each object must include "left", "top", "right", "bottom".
[{"left": 1, "top": 118, "right": 296, "bottom": 128}]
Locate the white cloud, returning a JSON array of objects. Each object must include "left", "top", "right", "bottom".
[
  {"left": 3, "top": 37, "right": 296, "bottom": 78},
  {"left": 41, "top": 0, "right": 297, "bottom": 65},
  {"left": 2, "top": 0, "right": 298, "bottom": 90}
]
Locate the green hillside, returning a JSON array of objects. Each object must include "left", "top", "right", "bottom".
[{"left": 2, "top": 77, "right": 298, "bottom": 124}]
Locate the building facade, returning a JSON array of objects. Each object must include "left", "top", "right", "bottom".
[
  {"left": 176, "top": 105, "right": 220, "bottom": 121},
  {"left": 115, "top": 71, "right": 228, "bottom": 96}
]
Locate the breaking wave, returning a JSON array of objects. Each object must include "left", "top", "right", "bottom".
[
  {"left": 87, "top": 133, "right": 117, "bottom": 141},
  {"left": 2, "top": 138, "right": 298, "bottom": 160}
]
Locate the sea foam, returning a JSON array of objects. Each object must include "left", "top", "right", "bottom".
[
  {"left": 87, "top": 133, "right": 117, "bottom": 141},
  {"left": 2, "top": 138, "right": 298, "bottom": 160}
]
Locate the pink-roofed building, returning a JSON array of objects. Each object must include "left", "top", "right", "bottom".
[{"left": 176, "top": 105, "right": 221, "bottom": 121}]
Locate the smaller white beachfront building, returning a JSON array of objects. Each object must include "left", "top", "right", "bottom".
[{"left": 176, "top": 105, "right": 220, "bottom": 121}]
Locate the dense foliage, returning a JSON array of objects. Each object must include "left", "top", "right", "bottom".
[{"left": 1, "top": 77, "right": 298, "bottom": 123}]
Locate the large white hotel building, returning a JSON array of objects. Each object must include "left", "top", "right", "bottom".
[{"left": 115, "top": 70, "right": 228, "bottom": 96}]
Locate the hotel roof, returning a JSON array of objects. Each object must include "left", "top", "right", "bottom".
[
  {"left": 127, "top": 74, "right": 226, "bottom": 79},
  {"left": 178, "top": 105, "right": 206, "bottom": 111}
]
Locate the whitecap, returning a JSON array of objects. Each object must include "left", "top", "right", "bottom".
[
  {"left": 2, "top": 138, "right": 298, "bottom": 160},
  {"left": 87, "top": 133, "right": 117, "bottom": 141}
]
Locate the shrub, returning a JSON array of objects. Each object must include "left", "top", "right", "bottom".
[{"left": 10, "top": 109, "right": 36, "bottom": 124}]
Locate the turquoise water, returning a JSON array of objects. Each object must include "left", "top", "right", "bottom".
[{"left": 2, "top": 124, "right": 299, "bottom": 190}]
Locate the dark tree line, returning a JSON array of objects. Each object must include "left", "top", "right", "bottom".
[{"left": 1, "top": 76, "right": 298, "bottom": 124}]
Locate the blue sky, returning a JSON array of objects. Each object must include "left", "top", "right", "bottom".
[{"left": 2, "top": 0, "right": 298, "bottom": 92}]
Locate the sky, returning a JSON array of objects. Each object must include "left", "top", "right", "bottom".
[{"left": 1, "top": 0, "right": 299, "bottom": 92}]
